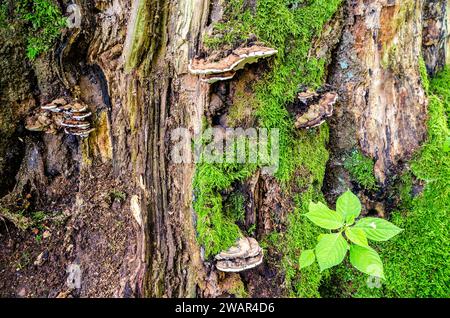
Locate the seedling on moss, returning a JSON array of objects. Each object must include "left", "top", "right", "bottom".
[{"left": 299, "top": 190, "right": 403, "bottom": 278}]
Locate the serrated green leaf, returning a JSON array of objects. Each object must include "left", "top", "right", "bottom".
[
  {"left": 305, "top": 202, "right": 344, "bottom": 230},
  {"left": 336, "top": 190, "right": 361, "bottom": 223},
  {"left": 345, "top": 227, "right": 368, "bottom": 247},
  {"left": 354, "top": 217, "right": 403, "bottom": 241},
  {"left": 315, "top": 233, "right": 348, "bottom": 271},
  {"left": 299, "top": 249, "right": 315, "bottom": 269},
  {"left": 349, "top": 244, "right": 385, "bottom": 278}
]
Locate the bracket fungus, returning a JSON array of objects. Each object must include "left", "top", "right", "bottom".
[
  {"left": 25, "top": 98, "right": 94, "bottom": 138},
  {"left": 202, "top": 71, "right": 237, "bottom": 84},
  {"left": 292, "top": 88, "right": 338, "bottom": 129},
  {"left": 189, "top": 45, "right": 277, "bottom": 83},
  {"left": 215, "top": 237, "right": 263, "bottom": 273}
]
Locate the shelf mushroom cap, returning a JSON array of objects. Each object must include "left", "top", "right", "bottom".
[
  {"left": 298, "top": 90, "right": 319, "bottom": 104},
  {"left": 216, "top": 252, "right": 264, "bottom": 273},
  {"left": 64, "top": 127, "right": 95, "bottom": 137},
  {"left": 59, "top": 102, "right": 89, "bottom": 114},
  {"left": 41, "top": 98, "right": 68, "bottom": 112},
  {"left": 215, "top": 237, "right": 263, "bottom": 273},
  {"left": 25, "top": 113, "right": 52, "bottom": 132},
  {"left": 29, "top": 99, "right": 94, "bottom": 137},
  {"left": 71, "top": 112, "right": 92, "bottom": 120},
  {"left": 201, "top": 71, "right": 237, "bottom": 84},
  {"left": 189, "top": 46, "right": 278, "bottom": 77},
  {"left": 295, "top": 91, "right": 338, "bottom": 129},
  {"left": 61, "top": 119, "right": 91, "bottom": 129}
]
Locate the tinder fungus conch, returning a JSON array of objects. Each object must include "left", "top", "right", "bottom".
[
  {"left": 215, "top": 237, "right": 263, "bottom": 273},
  {"left": 189, "top": 45, "right": 278, "bottom": 83},
  {"left": 293, "top": 88, "right": 338, "bottom": 129},
  {"left": 25, "top": 98, "right": 94, "bottom": 137}
]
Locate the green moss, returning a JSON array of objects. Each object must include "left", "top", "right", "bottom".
[
  {"left": 203, "top": 0, "right": 251, "bottom": 50},
  {"left": 258, "top": 126, "right": 330, "bottom": 297},
  {"left": 227, "top": 80, "right": 259, "bottom": 127},
  {"left": 193, "top": 162, "right": 257, "bottom": 258},
  {"left": 224, "top": 192, "right": 246, "bottom": 223},
  {"left": 124, "top": 0, "right": 152, "bottom": 72},
  {"left": 344, "top": 150, "right": 379, "bottom": 191},
  {"left": 0, "top": 207, "right": 31, "bottom": 231},
  {"left": 282, "top": 188, "right": 330, "bottom": 297},
  {"left": 0, "top": 2, "right": 7, "bottom": 28},
  {"left": 252, "top": 123, "right": 330, "bottom": 297},
  {"left": 397, "top": 171, "right": 414, "bottom": 209},
  {"left": 325, "top": 67, "right": 450, "bottom": 298},
  {"left": 11, "top": 0, "right": 66, "bottom": 60},
  {"left": 229, "top": 279, "right": 249, "bottom": 298},
  {"left": 419, "top": 57, "right": 430, "bottom": 94},
  {"left": 430, "top": 66, "right": 450, "bottom": 126},
  {"left": 204, "top": 0, "right": 341, "bottom": 181},
  {"left": 272, "top": 125, "right": 330, "bottom": 297},
  {"left": 195, "top": 1, "right": 342, "bottom": 296},
  {"left": 244, "top": 0, "right": 342, "bottom": 182}
]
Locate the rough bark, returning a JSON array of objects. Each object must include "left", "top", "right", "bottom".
[
  {"left": 1, "top": 0, "right": 212, "bottom": 297},
  {"left": 84, "top": 0, "right": 213, "bottom": 297},
  {"left": 327, "top": 0, "right": 428, "bottom": 201},
  {"left": 423, "top": 0, "right": 450, "bottom": 75}
]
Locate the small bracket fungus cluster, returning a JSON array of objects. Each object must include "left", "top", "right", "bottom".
[
  {"left": 291, "top": 87, "right": 338, "bottom": 129},
  {"left": 189, "top": 45, "right": 277, "bottom": 83},
  {"left": 215, "top": 237, "right": 263, "bottom": 273},
  {"left": 26, "top": 98, "right": 94, "bottom": 137}
]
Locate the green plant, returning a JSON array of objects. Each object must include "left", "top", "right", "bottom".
[
  {"left": 1, "top": 0, "right": 66, "bottom": 59},
  {"left": 31, "top": 210, "right": 46, "bottom": 224},
  {"left": 326, "top": 69, "right": 450, "bottom": 298},
  {"left": 109, "top": 190, "right": 127, "bottom": 203},
  {"left": 247, "top": 223, "right": 256, "bottom": 236},
  {"left": 299, "top": 190, "right": 403, "bottom": 278},
  {"left": 35, "top": 233, "right": 43, "bottom": 243},
  {"left": 344, "top": 150, "right": 378, "bottom": 190},
  {"left": 21, "top": 0, "right": 66, "bottom": 59},
  {"left": 0, "top": 2, "right": 7, "bottom": 28}
]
